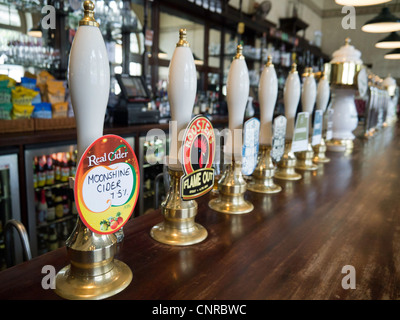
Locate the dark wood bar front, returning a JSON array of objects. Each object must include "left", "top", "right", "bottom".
[{"left": 1, "top": 124, "right": 399, "bottom": 300}]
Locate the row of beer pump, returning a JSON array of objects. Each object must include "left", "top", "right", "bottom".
[{"left": 53, "top": 1, "right": 397, "bottom": 300}]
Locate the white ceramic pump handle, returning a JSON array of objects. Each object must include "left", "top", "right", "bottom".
[
  {"left": 258, "top": 56, "right": 278, "bottom": 146},
  {"left": 283, "top": 64, "right": 301, "bottom": 140},
  {"left": 68, "top": 0, "right": 110, "bottom": 161},
  {"left": 301, "top": 67, "right": 317, "bottom": 135},
  {"left": 167, "top": 29, "right": 197, "bottom": 170},
  {"left": 301, "top": 67, "right": 317, "bottom": 114},
  {"left": 226, "top": 45, "right": 250, "bottom": 158},
  {"left": 316, "top": 73, "right": 330, "bottom": 113}
]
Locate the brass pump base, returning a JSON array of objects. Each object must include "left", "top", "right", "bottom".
[
  {"left": 326, "top": 138, "right": 354, "bottom": 152},
  {"left": 274, "top": 140, "right": 302, "bottom": 181},
  {"left": 150, "top": 168, "right": 207, "bottom": 246},
  {"left": 55, "top": 260, "right": 132, "bottom": 300},
  {"left": 295, "top": 143, "right": 318, "bottom": 171},
  {"left": 55, "top": 219, "right": 132, "bottom": 300},
  {"left": 247, "top": 145, "right": 282, "bottom": 194},
  {"left": 208, "top": 160, "right": 254, "bottom": 214},
  {"left": 312, "top": 138, "right": 330, "bottom": 163}
]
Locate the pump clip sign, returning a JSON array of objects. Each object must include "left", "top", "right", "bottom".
[
  {"left": 74, "top": 134, "right": 139, "bottom": 234},
  {"left": 181, "top": 115, "right": 215, "bottom": 200}
]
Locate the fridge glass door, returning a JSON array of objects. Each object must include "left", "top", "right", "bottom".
[
  {"left": 0, "top": 153, "right": 22, "bottom": 270},
  {"left": 25, "top": 144, "right": 77, "bottom": 258},
  {"left": 25, "top": 137, "right": 134, "bottom": 258}
]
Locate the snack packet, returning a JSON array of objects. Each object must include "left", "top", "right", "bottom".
[
  {"left": 11, "top": 103, "right": 34, "bottom": 119},
  {"left": 21, "top": 77, "right": 37, "bottom": 90},
  {"left": 46, "top": 80, "right": 65, "bottom": 104},
  {"left": 0, "top": 86, "right": 11, "bottom": 104},
  {"left": 0, "top": 103, "right": 12, "bottom": 119},
  {"left": 32, "top": 88, "right": 41, "bottom": 104},
  {"left": 32, "top": 102, "right": 52, "bottom": 119},
  {"left": 11, "top": 86, "right": 38, "bottom": 106},
  {"left": 36, "top": 70, "right": 55, "bottom": 98},
  {"left": 0, "top": 75, "right": 16, "bottom": 88},
  {"left": 52, "top": 101, "right": 68, "bottom": 118}
]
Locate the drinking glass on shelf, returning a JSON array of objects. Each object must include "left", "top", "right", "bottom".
[{"left": 212, "top": 129, "right": 225, "bottom": 193}]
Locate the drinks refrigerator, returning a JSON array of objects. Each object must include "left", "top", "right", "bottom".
[
  {"left": 24, "top": 137, "right": 134, "bottom": 258},
  {"left": 138, "top": 134, "right": 170, "bottom": 216},
  {"left": 0, "top": 150, "right": 22, "bottom": 270}
]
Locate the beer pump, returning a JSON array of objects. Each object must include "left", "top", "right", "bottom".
[
  {"left": 295, "top": 67, "right": 318, "bottom": 171},
  {"left": 313, "top": 71, "right": 331, "bottom": 163},
  {"left": 247, "top": 56, "right": 282, "bottom": 194},
  {"left": 150, "top": 29, "right": 207, "bottom": 246},
  {"left": 208, "top": 45, "right": 254, "bottom": 214},
  {"left": 274, "top": 64, "right": 302, "bottom": 181},
  {"left": 55, "top": 1, "right": 132, "bottom": 300}
]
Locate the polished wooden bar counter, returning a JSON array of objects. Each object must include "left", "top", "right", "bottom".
[{"left": 0, "top": 124, "right": 399, "bottom": 300}]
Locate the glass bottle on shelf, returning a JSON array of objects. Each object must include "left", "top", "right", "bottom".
[
  {"left": 62, "top": 189, "right": 70, "bottom": 217},
  {"left": 37, "top": 229, "right": 48, "bottom": 256},
  {"left": 273, "top": 45, "right": 281, "bottom": 65},
  {"left": 60, "top": 153, "right": 70, "bottom": 182},
  {"left": 207, "top": 91, "right": 214, "bottom": 114},
  {"left": 54, "top": 153, "right": 62, "bottom": 182},
  {"left": 46, "top": 189, "right": 55, "bottom": 223},
  {"left": 213, "top": 92, "right": 220, "bottom": 115},
  {"left": 54, "top": 189, "right": 64, "bottom": 219},
  {"left": 45, "top": 155, "right": 55, "bottom": 186},
  {"left": 37, "top": 156, "right": 46, "bottom": 188},
  {"left": 37, "top": 189, "right": 48, "bottom": 226},
  {"left": 200, "top": 92, "right": 207, "bottom": 114},
  {"left": 69, "top": 150, "right": 77, "bottom": 178},
  {"left": 47, "top": 226, "right": 58, "bottom": 251},
  {"left": 280, "top": 44, "right": 286, "bottom": 66}
]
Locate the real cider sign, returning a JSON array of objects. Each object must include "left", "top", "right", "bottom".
[
  {"left": 181, "top": 116, "right": 215, "bottom": 200},
  {"left": 74, "top": 135, "right": 139, "bottom": 234}
]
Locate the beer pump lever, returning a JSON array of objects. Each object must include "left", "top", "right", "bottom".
[
  {"left": 247, "top": 56, "right": 282, "bottom": 194},
  {"left": 208, "top": 45, "right": 254, "bottom": 214},
  {"left": 274, "top": 64, "right": 302, "bottom": 181},
  {"left": 313, "top": 72, "right": 331, "bottom": 163},
  {"left": 295, "top": 67, "right": 318, "bottom": 171}
]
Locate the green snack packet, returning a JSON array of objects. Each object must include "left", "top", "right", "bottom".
[
  {"left": 0, "top": 87, "right": 12, "bottom": 104},
  {"left": 0, "top": 103, "right": 12, "bottom": 120}
]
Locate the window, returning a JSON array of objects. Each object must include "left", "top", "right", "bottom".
[
  {"left": 159, "top": 11, "right": 204, "bottom": 61},
  {"left": 0, "top": 4, "right": 21, "bottom": 27}
]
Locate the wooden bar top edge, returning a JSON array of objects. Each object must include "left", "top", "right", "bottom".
[{"left": 0, "top": 124, "right": 399, "bottom": 300}]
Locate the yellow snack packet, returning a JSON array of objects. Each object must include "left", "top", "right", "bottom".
[
  {"left": 52, "top": 101, "right": 68, "bottom": 118},
  {"left": 11, "top": 103, "right": 34, "bottom": 119},
  {"left": 36, "top": 70, "right": 55, "bottom": 97},
  {"left": 46, "top": 80, "right": 65, "bottom": 104},
  {"left": 11, "top": 86, "right": 39, "bottom": 106}
]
